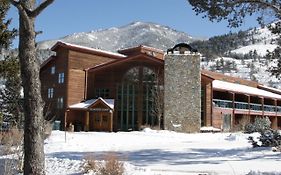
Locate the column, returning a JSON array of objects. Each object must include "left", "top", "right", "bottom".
[{"left": 85, "top": 111, "right": 89, "bottom": 131}]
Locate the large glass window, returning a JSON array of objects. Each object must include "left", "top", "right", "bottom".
[{"left": 117, "top": 66, "right": 161, "bottom": 131}]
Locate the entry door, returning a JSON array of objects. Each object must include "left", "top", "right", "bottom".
[
  {"left": 223, "top": 114, "right": 232, "bottom": 132},
  {"left": 93, "top": 112, "right": 110, "bottom": 131}
]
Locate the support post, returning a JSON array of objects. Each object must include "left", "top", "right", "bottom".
[{"left": 85, "top": 111, "right": 89, "bottom": 131}]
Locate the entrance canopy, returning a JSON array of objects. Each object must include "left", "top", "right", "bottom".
[
  {"left": 69, "top": 97, "right": 114, "bottom": 110},
  {"left": 67, "top": 97, "right": 115, "bottom": 132}
]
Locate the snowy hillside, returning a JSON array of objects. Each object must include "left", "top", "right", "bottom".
[
  {"left": 37, "top": 21, "right": 200, "bottom": 52},
  {"left": 231, "top": 26, "right": 278, "bottom": 56},
  {"left": 200, "top": 25, "right": 281, "bottom": 88},
  {"left": 201, "top": 57, "right": 281, "bottom": 88}
]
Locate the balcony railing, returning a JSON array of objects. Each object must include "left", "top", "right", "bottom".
[{"left": 213, "top": 99, "right": 281, "bottom": 113}]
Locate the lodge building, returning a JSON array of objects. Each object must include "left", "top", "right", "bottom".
[{"left": 40, "top": 41, "right": 281, "bottom": 132}]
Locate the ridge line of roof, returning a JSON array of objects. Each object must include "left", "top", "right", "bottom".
[
  {"left": 86, "top": 52, "right": 164, "bottom": 72},
  {"left": 52, "top": 41, "right": 127, "bottom": 58}
]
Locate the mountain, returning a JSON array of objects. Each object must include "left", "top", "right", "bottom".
[
  {"left": 35, "top": 21, "right": 281, "bottom": 88},
  {"left": 37, "top": 21, "right": 202, "bottom": 52},
  {"left": 2, "top": 21, "right": 281, "bottom": 88}
]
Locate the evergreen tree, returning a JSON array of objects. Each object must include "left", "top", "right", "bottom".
[
  {"left": 187, "top": 0, "right": 281, "bottom": 77},
  {"left": 0, "top": 0, "right": 16, "bottom": 52},
  {"left": 0, "top": 55, "right": 23, "bottom": 126},
  {"left": 266, "top": 22, "right": 281, "bottom": 78}
]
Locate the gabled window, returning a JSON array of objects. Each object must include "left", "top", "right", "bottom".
[
  {"left": 51, "top": 66, "right": 55, "bottom": 74},
  {"left": 57, "top": 97, "right": 64, "bottom": 109},
  {"left": 58, "top": 73, "right": 64, "bottom": 84},
  {"left": 48, "top": 88, "right": 54, "bottom": 98}
]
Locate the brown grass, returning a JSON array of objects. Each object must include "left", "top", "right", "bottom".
[
  {"left": 44, "top": 121, "right": 53, "bottom": 140},
  {"left": 83, "top": 152, "right": 125, "bottom": 175},
  {"left": 0, "top": 127, "right": 23, "bottom": 152},
  {"left": 0, "top": 127, "right": 24, "bottom": 174}
]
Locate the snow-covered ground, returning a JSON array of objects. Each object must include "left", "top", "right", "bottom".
[{"left": 38, "top": 129, "right": 281, "bottom": 175}]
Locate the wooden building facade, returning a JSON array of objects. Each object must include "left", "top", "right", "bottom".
[{"left": 40, "top": 41, "right": 281, "bottom": 132}]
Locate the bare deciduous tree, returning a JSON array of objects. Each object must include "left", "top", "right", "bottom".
[{"left": 150, "top": 71, "right": 164, "bottom": 129}]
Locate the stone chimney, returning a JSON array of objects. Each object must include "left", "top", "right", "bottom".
[{"left": 164, "top": 53, "right": 201, "bottom": 133}]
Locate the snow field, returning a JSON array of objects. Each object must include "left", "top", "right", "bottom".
[{"left": 44, "top": 130, "right": 281, "bottom": 175}]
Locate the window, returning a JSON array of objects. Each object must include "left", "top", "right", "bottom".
[
  {"left": 58, "top": 73, "right": 64, "bottom": 84},
  {"left": 57, "top": 97, "right": 64, "bottom": 109},
  {"left": 95, "top": 88, "right": 110, "bottom": 98},
  {"left": 48, "top": 88, "right": 54, "bottom": 98},
  {"left": 51, "top": 66, "right": 55, "bottom": 74}
]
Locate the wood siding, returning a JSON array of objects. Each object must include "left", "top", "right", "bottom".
[
  {"left": 40, "top": 48, "right": 69, "bottom": 122},
  {"left": 66, "top": 50, "right": 115, "bottom": 106},
  {"left": 67, "top": 69, "right": 86, "bottom": 105}
]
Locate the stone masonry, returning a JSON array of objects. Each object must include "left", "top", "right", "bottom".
[{"left": 164, "top": 54, "right": 201, "bottom": 133}]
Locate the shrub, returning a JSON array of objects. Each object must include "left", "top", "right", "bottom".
[
  {"left": 0, "top": 127, "right": 24, "bottom": 174},
  {"left": 0, "top": 127, "right": 23, "bottom": 149},
  {"left": 83, "top": 154, "right": 99, "bottom": 174},
  {"left": 44, "top": 121, "right": 53, "bottom": 140},
  {"left": 244, "top": 117, "right": 271, "bottom": 134},
  {"left": 83, "top": 152, "right": 125, "bottom": 175},
  {"left": 100, "top": 153, "right": 124, "bottom": 175},
  {"left": 248, "top": 129, "right": 281, "bottom": 149}
]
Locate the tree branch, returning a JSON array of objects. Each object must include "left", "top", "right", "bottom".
[
  {"left": 30, "top": 0, "right": 55, "bottom": 17},
  {"left": 9, "top": 0, "right": 30, "bottom": 21},
  {"left": 9, "top": 0, "right": 20, "bottom": 9},
  {"left": 230, "top": 0, "right": 281, "bottom": 15}
]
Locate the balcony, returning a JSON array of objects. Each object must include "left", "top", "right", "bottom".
[{"left": 213, "top": 99, "right": 281, "bottom": 113}]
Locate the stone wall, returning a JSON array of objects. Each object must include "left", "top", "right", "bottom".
[{"left": 164, "top": 54, "right": 201, "bottom": 133}]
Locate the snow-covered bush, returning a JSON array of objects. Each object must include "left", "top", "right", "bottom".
[
  {"left": 248, "top": 129, "right": 281, "bottom": 148},
  {"left": 259, "top": 130, "right": 281, "bottom": 147},
  {"left": 244, "top": 117, "right": 271, "bottom": 134}
]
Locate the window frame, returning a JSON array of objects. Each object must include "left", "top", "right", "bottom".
[
  {"left": 51, "top": 66, "right": 56, "bottom": 74},
  {"left": 57, "top": 97, "right": 64, "bottom": 109},
  {"left": 58, "top": 72, "right": 65, "bottom": 84},
  {"left": 47, "top": 88, "right": 54, "bottom": 98}
]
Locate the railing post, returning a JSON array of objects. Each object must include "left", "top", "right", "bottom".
[
  {"left": 247, "top": 95, "right": 250, "bottom": 116},
  {"left": 261, "top": 97, "right": 264, "bottom": 117},
  {"left": 275, "top": 99, "right": 277, "bottom": 116}
]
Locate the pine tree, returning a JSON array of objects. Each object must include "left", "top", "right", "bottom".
[
  {"left": 0, "top": 55, "right": 23, "bottom": 126},
  {"left": 188, "top": 0, "right": 281, "bottom": 77},
  {"left": 0, "top": 0, "right": 16, "bottom": 52}
]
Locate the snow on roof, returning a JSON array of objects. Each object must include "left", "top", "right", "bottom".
[
  {"left": 258, "top": 84, "right": 281, "bottom": 94},
  {"left": 118, "top": 45, "right": 164, "bottom": 53},
  {"left": 55, "top": 41, "right": 126, "bottom": 58},
  {"left": 213, "top": 80, "right": 281, "bottom": 100},
  {"left": 200, "top": 126, "right": 221, "bottom": 132},
  {"left": 69, "top": 98, "right": 114, "bottom": 110}
]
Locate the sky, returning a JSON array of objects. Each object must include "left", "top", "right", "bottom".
[{"left": 7, "top": 0, "right": 261, "bottom": 46}]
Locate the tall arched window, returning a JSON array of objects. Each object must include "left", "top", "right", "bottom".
[{"left": 117, "top": 66, "right": 158, "bottom": 131}]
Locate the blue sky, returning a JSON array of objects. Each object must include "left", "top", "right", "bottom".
[{"left": 8, "top": 0, "right": 260, "bottom": 44}]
